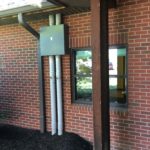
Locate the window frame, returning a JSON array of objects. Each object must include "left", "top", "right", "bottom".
[
  {"left": 109, "top": 45, "right": 128, "bottom": 108},
  {"left": 71, "top": 45, "right": 128, "bottom": 108},
  {"left": 71, "top": 48, "right": 92, "bottom": 104}
]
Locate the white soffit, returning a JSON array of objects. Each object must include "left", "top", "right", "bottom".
[{"left": 0, "top": 0, "right": 57, "bottom": 17}]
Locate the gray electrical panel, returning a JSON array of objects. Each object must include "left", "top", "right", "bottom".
[{"left": 40, "top": 24, "right": 68, "bottom": 56}]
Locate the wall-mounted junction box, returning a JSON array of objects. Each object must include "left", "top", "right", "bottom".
[{"left": 40, "top": 24, "right": 68, "bottom": 56}]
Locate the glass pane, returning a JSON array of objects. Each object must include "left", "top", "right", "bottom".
[
  {"left": 109, "top": 48, "right": 126, "bottom": 76},
  {"left": 75, "top": 51, "right": 92, "bottom": 76},
  {"left": 109, "top": 77, "right": 126, "bottom": 104},
  {"left": 75, "top": 76, "right": 92, "bottom": 102}
]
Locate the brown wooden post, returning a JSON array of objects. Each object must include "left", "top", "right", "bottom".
[
  {"left": 91, "top": 0, "right": 102, "bottom": 149},
  {"left": 91, "top": 0, "right": 110, "bottom": 149}
]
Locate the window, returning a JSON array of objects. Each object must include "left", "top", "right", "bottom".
[
  {"left": 109, "top": 45, "right": 128, "bottom": 107},
  {"left": 71, "top": 46, "right": 127, "bottom": 107},
  {"left": 72, "top": 49, "right": 92, "bottom": 104}
]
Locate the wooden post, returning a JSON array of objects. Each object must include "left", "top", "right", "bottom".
[{"left": 91, "top": 0, "right": 110, "bottom": 149}]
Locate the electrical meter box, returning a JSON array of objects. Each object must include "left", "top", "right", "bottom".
[{"left": 40, "top": 24, "right": 68, "bottom": 56}]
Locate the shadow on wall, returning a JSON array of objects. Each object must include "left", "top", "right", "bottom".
[
  {"left": 0, "top": 96, "right": 19, "bottom": 124},
  {"left": 110, "top": 112, "right": 136, "bottom": 150}
]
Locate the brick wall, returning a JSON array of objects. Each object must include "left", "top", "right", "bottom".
[
  {"left": 109, "top": 0, "right": 150, "bottom": 149},
  {"left": 0, "top": 23, "right": 40, "bottom": 129},
  {"left": 0, "top": 13, "right": 94, "bottom": 142},
  {"left": 0, "top": 0, "right": 150, "bottom": 149}
]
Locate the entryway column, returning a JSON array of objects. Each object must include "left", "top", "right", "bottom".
[{"left": 91, "top": 0, "right": 110, "bottom": 149}]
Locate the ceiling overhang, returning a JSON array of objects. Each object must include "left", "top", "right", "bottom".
[
  {"left": 56, "top": 0, "right": 116, "bottom": 9},
  {"left": 58, "top": 0, "right": 90, "bottom": 8},
  {"left": 0, "top": 0, "right": 116, "bottom": 25},
  {"left": 0, "top": 0, "right": 66, "bottom": 18}
]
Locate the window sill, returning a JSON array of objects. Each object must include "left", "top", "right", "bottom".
[
  {"left": 110, "top": 103, "right": 128, "bottom": 113},
  {"left": 71, "top": 101, "right": 93, "bottom": 111},
  {"left": 73, "top": 100, "right": 92, "bottom": 105}
]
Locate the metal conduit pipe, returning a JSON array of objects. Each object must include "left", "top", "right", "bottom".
[
  {"left": 56, "top": 55, "right": 63, "bottom": 135},
  {"left": 55, "top": 13, "right": 63, "bottom": 136},
  {"left": 18, "top": 13, "right": 45, "bottom": 133},
  {"left": 18, "top": 13, "right": 40, "bottom": 39},
  {"left": 49, "top": 15, "right": 57, "bottom": 135}
]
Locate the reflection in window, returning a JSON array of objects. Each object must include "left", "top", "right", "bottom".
[
  {"left": 109, "top": 46, "right": 127, "bottom": 106},
  {"left": 72, "top": 49, "right": 92, "bottom": 103}
]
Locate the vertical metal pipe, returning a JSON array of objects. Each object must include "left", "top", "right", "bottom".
[
  {"left": 56, "top": 13, "right": 61, "bottom": 25},
  {"left": 56, "top": 13, "right": 63, "bottom": 136},
  {"left": 49, "top": 15, "right": 55, "bottom": 26},
  {"left": 56, "top": 55, "right": 63, "bottom": 135},
  {"left": 49, "top": 56, "right": 56, "bottom": 135},
  {"left": 38, "top": 43, "right": 46, "bottom": 133},
  {"left": 18, "top": 12, "right": 45, "bottom": 134},
  {"left": 49, "top": 15, "right": 57, "bottom": 135}
]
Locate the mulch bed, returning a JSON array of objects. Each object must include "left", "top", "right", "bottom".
[{"left": 0, "top": 124, "right": 93, "bottom": 150}]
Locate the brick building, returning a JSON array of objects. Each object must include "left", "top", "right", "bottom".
[{"left": 0, "top": 0, "right": 150, "bottom": 150}]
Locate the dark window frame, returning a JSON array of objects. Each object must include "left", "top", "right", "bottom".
[
  {"left": 71, "top": 48, "right": 92, "bottom": 104},
  {"left": 109, "top": 44, "right": 128, "bottom": 108},
  {"left": 71, "top": 45, "right": 128, "bottom": 108}
]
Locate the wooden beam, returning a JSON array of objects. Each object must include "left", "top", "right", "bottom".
[
  {"left": 100, "top": 0, "right": 110, "bottom": 149},
  {"left": 53, "top": 0, "right": 116, "bottom": 9},
  {"left": 91, "top": 0, "right": 110, "bottom": 149},
  {"left": 91, "top": 0, "right": 102, "bottom": 149}
]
